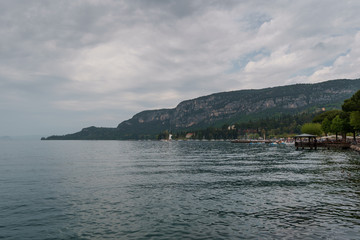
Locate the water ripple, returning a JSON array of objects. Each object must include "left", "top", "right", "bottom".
[{"left": 1, "top": 140, "right": 360, "bottom": 239}]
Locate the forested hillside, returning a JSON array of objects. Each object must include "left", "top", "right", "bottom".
[{"left": 44, "top": 79, "right": 360, "bottom": 140}]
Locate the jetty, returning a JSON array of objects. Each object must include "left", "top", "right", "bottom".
[
  {"left": 231, "top": 134, "right": 353, "bottom": 150},
  {"left": 294, "top": 134, "right": 351, "bottom": 150},
  {"left": 231, "top": 139, "right": 273, "bottom": 144}
]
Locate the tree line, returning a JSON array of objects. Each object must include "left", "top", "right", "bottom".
[
  {"left": 302, "top": 90, "right": 360, "bottom": 141},
  {"left": 158, "top": 112, "right": 317, "bottom": 140}
]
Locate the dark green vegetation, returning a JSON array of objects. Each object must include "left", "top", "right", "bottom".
[
  {"left": 307, "top": 89, "right": 360, "bottom": 141},
  {"left": 168, "top": 112, "right": 317, "bottom": 140},
  {"left": 43, "top": 79, "right": 360, "bottom": 140},
  {"left": 300, "top": 123, "right": 322, "bottom": 136}
]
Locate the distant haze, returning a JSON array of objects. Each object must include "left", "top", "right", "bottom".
[{"left": 1, "top": 0, "right": 360, "bottom": 136}]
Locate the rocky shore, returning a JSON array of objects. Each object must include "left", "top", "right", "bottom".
[{"left": 350, "top": 144, "right": 360, "bottom": 153}]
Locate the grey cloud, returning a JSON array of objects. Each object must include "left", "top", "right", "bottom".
[{"left": 1, "top": 0, "right": 360, "bottom": 136}]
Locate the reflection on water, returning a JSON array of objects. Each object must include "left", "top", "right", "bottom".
[{"left": 0, "top": 140, "right": 359, "bottom": 239}]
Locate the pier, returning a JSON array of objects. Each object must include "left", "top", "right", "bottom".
[
  {"left": 230, "top": 139, "right": 273, "bottom": 144},
  {"left": 231, "top": 134, "right": 353, "bottom": 150},
  {"left": 294, "top": 134, "right": 351, "bottom": 150}
]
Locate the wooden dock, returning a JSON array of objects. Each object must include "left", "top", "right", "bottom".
[
  {"left": 231, "top": 139, "right": 273, "bottom": 144},
  {"left": 295, "top": 141, "right": 351, "bottom": 150},
  {"left": 231, "top": 136, "right": 352, "bottom": 150},
  {"left": 293, "top": 134, "right": 351, "bottom": 150}
]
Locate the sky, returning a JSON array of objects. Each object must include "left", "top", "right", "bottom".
[{"left": 1, "top": 0, "right": 360, "bottom": 137}]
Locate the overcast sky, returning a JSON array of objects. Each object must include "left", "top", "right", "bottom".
[{"left": 1, "top": 0, "right": 360, "bottom": 137}]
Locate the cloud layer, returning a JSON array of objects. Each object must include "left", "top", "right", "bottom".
[{"left": 1, "top": 0, "right": 360, "bottom": 136}]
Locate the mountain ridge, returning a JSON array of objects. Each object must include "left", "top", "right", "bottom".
[{"left": 43, "top": 78, "right": 360, "bottom": 140}]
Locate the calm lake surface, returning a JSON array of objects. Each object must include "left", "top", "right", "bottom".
[{"left": 1, "top": 140, "right": 360, "bottom": 239}]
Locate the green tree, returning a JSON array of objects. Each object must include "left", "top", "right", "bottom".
[
  {"left": 340, "top": 112, "right": 354, "bottom": 140},
  {"left": 301, "top": 123, "right": 322, "bottom": 136},
  {"left": 341, "top": 90, "right": 360, "bottom": 141},
  {"left": 331, "top": 115, "right": 344, "bottom": 141},
  {"left": 321, "top": 117, "right": 332, "bottom": 136},
  {"left": 350, "top": 111, "right": 360, "bottom": 131},
  {"left": 312, "top": 110, "right": 343, "bottom": 123},
  {"left": 342, "top": 90, "right": 360, "bottom": 112}
]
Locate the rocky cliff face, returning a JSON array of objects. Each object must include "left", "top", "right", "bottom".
[{"left": 117, "top": 79, "right": 360, "bottom": 133}]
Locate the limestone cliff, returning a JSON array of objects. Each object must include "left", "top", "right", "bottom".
[{"left": 117, "top": 79, "right": 360, "bottom": 134}]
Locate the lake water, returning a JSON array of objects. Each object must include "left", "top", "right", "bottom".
[{"left": 1, "top": 140, "right": 359, "bottom": 239}]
